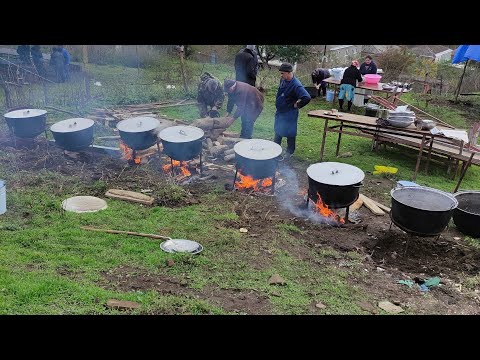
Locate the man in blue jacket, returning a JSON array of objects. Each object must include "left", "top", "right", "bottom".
[
  {"left": 273, "top": 62, "right": 311, "bottom": 158},
  {"left": 60, "top": 46, "right": 71, "bottom": 80}
]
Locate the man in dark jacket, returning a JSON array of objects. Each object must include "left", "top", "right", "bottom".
[
  {"left": 359, "top": 55, "right": 378, "bottom": 105},
  {"left": 359, "top": 55, "right": 377, "bottom": 75},
  {"left": 234, "top": 45, "right": 258, "bottom": 87},
  {"left": 31, "top": 45, "right": 46, "bottom": 77},
  {"left": 50, "top": 47, "right": 66, "bottom": 83},
  {"left": 338, "top": 60, "right": 363, "bottom": 112},
  {"left": 60, "top": 46, "right": 71, "bottom": 80},
  {"left": 273, "top": 62, "right": 311, "bottom": 157},
  {"left": 311, "top": 68, "right": 331, "bottom": 97},
  {"left": 197, "top": 72, "right": 225, "bottom": 118},
  {"left": 16, "top": 45, "right": 31, "bottom": 66},
  {"left": 224, "top": 79, "right": 264, "bottom": 139}
]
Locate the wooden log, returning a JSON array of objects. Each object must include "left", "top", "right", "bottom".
[
  {"left": 97, "top": 136, "right": 120, "bottom": 140},
  {"left": 105, "top": 189, "right": 155, "bottom": 205},
  {"left": 370, "top": 199, "right": 391, "bottom": 213},
  {"left": 349, "top": 197, "right": 364, "bottom": 211},
  {"left": 222, "top": 137, "right": 244, "bottom": 145},
  {"left": 80, "top": 226, "right": 170, "bottom": 240},
  {"left": 224, "top": 153, "right": 236, "bottom": 162},
  {"left": 223, "top": 131, "right": 240, "bottom": 138},
  {"left": 210, "top": 145, "right": 229, "bottom": 157},
  {"left": 206, "top": 138, "right": 213, "bottom": 150},
  {"left": 224, "top": 148, "right": 236, "bottom": 156},
  {"left": 359, "top": 194, "right": 385, "bottom": 216}
]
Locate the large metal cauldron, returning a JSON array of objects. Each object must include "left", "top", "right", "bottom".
[
  {"left": 50, "top": 118, "right": 94, "bottom": 151},
  {"left": 453, "top": 191, "right": 480, "bottom": 238},
  {"left": 234, "top": 139, "right": 282, "bottom": 179},
  {"left": 159, "top": 125, "right": 204, "bottom": 161},
  {"left": 391, "top": 186, "right": 458, "bottom": 236},
  {"left": 117, "top": 117, "right": 160, "bottom": 150},
  {"left": 4, "top": 108, "right": 47, "bottom": 138},
  {"left": 307, "top": 162, "right": 365, "bottom": 208}
]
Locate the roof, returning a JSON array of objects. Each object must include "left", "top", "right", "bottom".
[{"left": 409, "top": 45, "right": 453, "bottom": 57}]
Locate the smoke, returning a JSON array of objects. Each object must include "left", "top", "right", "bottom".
[{"left": 276, "top": 162, "right": 338, "bottom": 225}]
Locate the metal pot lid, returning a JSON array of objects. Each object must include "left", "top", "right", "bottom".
[
  {"left": 50, "top": 118, "right": 94, "bottom": 133},
  {"left": 391, "top": 186, "right": 458, "bottom": 212},
  {"left": 234, "top": 139, "right": 282, "bottom": 160},
  {"left": 307, "top": 162, "right": 365, "bottom": 186},
  {"left": 159, "top": 125, "right": 204, "bottom": 143},
  {"left": 4, "top": 108, "right": 47, "bottom": 118},
  {"left": 160, "top": 239, "right": 203, "bottom": 254},
  {"left": 117, "top": 117, "right": 159, "bottom": 133}
]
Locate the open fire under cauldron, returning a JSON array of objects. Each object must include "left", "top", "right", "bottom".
[
  {"left": 50, "top": 118, "right": 94, "bottom": 152},
  {"left": 159, "top": 125, "right": 204, "bottom": 176},
  {"left": 117, "top": 116, "right": 161, "bottom": 152},
  {"left": 233, "top": 139, "right": 282, "bottom": 194},
  {"left": 4, "top": 108, "right": 48, "bottom": 141},
  {"left": 306, "top": 162, "right": 365, "bottom": 222},
  {"left": 452, "top": 191, "right": 480, "bottom": 238},
  {"left": 390, "top": 186, "right": 458, "bottom": 237}
]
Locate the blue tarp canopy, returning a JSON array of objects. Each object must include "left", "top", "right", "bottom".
[{"left": 452, "top": 45, "right": 480, "bottom": 64}]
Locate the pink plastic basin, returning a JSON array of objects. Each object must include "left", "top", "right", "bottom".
[{"left": 364, "top": 74, "right": 382, "bottom": 84}]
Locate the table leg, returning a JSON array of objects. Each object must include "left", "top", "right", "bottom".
[
  {"left": 332, "top": 84, "right": 338, "bottom": 104},
  {"left": 335, "top": 121, "right": 343, "bottom": 157},
  {"left": 320, "top": 118, "right": 329, "bottom": 162},
  {"left": 412, "top": 134, "right": 426, "bottom": 181},
  {"left": 425, "top": 137, "right": 434, "bottom": 174}
]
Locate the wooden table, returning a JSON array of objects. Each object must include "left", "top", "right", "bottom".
[
  {"left": 307, "top": 110, "right": 470, "bottom": 180},
  {"left": 323, "top": 77, "right": 410, "bottom": 107}
]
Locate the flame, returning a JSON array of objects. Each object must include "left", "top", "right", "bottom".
[
  {"left": 163, "top": 160, "right": 192, "bottom": 177},
  {"left": 313, "top": 192, "right": 345, "bottom": 224},
  {"left": 119, "top": 141, "right": 141, "bottom": 164},
  {"left": 235, "top": 171, "right": 273, "bottom": 192}
]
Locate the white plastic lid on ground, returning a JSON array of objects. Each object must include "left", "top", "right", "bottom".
[{"left": 62, "top": 196, "right": 108, "bottom": 213}]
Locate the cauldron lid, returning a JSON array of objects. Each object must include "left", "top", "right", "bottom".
[
  {"left": 50, "top": 118, "right": 94, "bottom": 133},
  {"left": 234, "top": 139, "right": 282, "bottom": 160},
  {"left": 159, "top": 125, "right": 204, "bottom": 143},
  {"left": 307, "top": 162, "right": 365, "bottom": 186},
  {"left": 117, "top": 117, "right": 159, "bottom": 133},
  {"left": 4, "top": 108, "right": 47, "bottom": 118}
]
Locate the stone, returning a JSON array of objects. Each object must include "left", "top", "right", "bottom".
[
  {"left": 268, "top": 273, "right": 286, "bottom": 286},
  {"left": 166, "top": 259, "right": 175, "bottom": 267},
  {"left": 106, "top": 299, "right": 140, "bottom": 310},
  {"left": 378, "top": 301, "right": 404, "bottom": 314},
  {"left": 315, "top": 302, "right": 327, "bottom": 309}
]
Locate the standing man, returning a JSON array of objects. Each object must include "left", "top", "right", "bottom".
[
  {"left": 273, "top": 62, "right": 311, "bottom": 158},
  {"left": 311, "top": 68, "right": 331, "bottom": 97},
  {"left": 31, "top": 45, "right": 46, "bottom": 77},
  {"left": 224, "top": 79, "right": 264, "bottom": 139},
  {"left": 359, "top": 55, "right": 377, "bottom": 105},
  {"left": 197, "top": 72, "right": 225, "bottom": 118},
  {"left": 60, "top": 46, "right": 71, "bottom": 80},
  {"left": 234, "top": 45, "right": 258, "bottom": 87}
]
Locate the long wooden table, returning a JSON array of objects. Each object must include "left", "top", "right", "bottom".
[
  {"left": 323, "top": 77, "right": 410, "bottom": 107},
  {"left": 307, "top": 110, "right": 478, "bottom": 180}
]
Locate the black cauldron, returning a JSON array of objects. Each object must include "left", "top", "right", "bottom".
[
  {"left": 159, "top": 125, "right": 204, "bottom": 161},
  {"left": 4, "top": 108, "right": 47, "bottom": 138},
  {"left": 117, "top": 117, "right": 160, "bottom": 150},
  {"left": 50, "top": 118, "right": 94, "bottom": 151},
  {"left": 307, "top": 162, "right": 365, "bottom": 208},
  {"left": 391, "top": 186, "right": 458, "bottom": 236},
  {"left": 453, "top": 191, "right": 480, "bottom": 238},
  {"left": 234, "top": 139, "right": 282, "bottom": 179}
]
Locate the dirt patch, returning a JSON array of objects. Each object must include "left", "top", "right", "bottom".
[{"left": 98, "top": 265, "right": 271, "bottom": 314}]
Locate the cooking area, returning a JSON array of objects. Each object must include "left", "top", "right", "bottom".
[{"left": 1, "top": 44, "right": 480, "bottom": 315}]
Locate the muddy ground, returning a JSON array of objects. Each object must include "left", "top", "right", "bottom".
[{"left": 2, "top": 134, "right": 480, "bottom": 315}]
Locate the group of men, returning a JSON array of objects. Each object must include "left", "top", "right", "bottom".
[
  {"left": 16, "top": 45, "right": 71, "bottom": 83},
  {"left": 197, "top": 45, "right": 311, "bottom": 158}
]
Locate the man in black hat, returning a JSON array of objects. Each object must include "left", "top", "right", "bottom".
[
  {"left": 197, "top": 72, "right": 224, "bottom": 118},
  {"left": 224, "top": 79, "right": 264, "bottom": 139},
  {"left": 234, "top": 45, "right": 258, "bottom": 87},
  {"left": 273, "top": 62, "right": 311, "bottom": 158}
]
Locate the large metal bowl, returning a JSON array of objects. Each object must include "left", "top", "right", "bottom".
[{"left": 387, "top": 118, "right": 414, "bottom": 128}]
